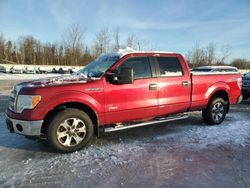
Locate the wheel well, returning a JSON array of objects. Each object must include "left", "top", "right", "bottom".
[
  {"left": 41, "top": 102, "right": 98, "bottom": 136},
  {"left": 209, "top": 90, "right": 230, "bottom": 113}
]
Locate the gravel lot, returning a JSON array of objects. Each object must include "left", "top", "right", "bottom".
[{"left": 0, "top": 77, "right": 250, "bottom": 188}]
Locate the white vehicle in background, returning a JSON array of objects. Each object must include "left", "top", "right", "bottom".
[
  {"left": 36, "top": 67, "right": 49, "bottom": 74},
  {"left": 23, "top": 66, "right": 36, "bottom": 74},
  {"left": 9, "top": 65, "right": 24, "bottom": 74},
  {"left": 0, "top": 65, "right": 7, "bottom": 73},
  {"left": 69, "top": 67, "right": 81, "bottom": 74},
  {"left": 191, "top": 66, "right": 239, "bottom": 73}
]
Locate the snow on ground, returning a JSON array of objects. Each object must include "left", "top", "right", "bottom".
[
  {"left": 0, "top": 75, "right": 250, "bottom": 187},
  {"left": 0, "top": 101, "right": 250, "bottom": 187}
]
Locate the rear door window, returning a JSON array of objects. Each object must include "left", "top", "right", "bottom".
[{"left": 156, "top": 57, "right": 183, "bottom": 77}]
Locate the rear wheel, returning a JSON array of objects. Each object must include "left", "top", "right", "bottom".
[
  {"left": 47, "top": 108, "right": 93, "bottom": 153},
  {"left": 202, "top": 97, "right": 227, "bottom": 125}
]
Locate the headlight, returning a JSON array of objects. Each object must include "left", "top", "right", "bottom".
[{"left": 16, "top": 95, "right": 41, "bottom": 113}]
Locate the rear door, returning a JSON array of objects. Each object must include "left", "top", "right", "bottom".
[
  {"left": 154, "top": 55, "right": 191, "bottom": 116},
  {"left": 104, "top": 56, "right": 158, "bottom": 124}
]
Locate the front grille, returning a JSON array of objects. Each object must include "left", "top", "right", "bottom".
[{"left": 8, "top": 87, "right": 18, "bottom": 112}]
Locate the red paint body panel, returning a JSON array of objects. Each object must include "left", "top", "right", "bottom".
[
  {"left": 104, "top": 77, "right": 158, "bottom": 124},
  {"left": 190, "top": 74, "right": 241, "bottom": 111},
  {"left": 6, "top": 52, "right": 242, "bottom": 127},
  {"left": 157, "top": 54, "right": 192, "bottom": 116}
]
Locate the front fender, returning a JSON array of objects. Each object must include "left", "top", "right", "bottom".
[{"left": 39, "top": 90, "right": 105, "bottom": 118}]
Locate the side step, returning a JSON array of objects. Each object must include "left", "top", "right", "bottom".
[{"left": 104, "top": 114, "right": 189, "bottom": 133}]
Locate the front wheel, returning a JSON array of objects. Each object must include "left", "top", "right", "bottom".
[
  {"left": 242, "top": 95, "right": 249, "bottom": 100},
  {"left": 202, "top": 97, "right": 227, "bottom": 125},
  {"left": 47, "top": 108, "right": 94, "bottom": 153}
]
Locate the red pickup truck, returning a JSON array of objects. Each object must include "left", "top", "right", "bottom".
[{"left": 6, "top": 49, "right": 242, "bottom": 152}]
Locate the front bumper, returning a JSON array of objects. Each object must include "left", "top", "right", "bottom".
[{"left": 5, "top": 115, "right": 43, "bottom": 136}]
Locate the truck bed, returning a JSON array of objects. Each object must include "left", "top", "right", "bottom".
[{"left": 190, "top": 72, "right": 241, "bottom": 111}]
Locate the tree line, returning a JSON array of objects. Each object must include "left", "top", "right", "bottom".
[
  {"left": 0, "top": 25, "right": 149, "bottom": 67},
  {"left": 186, "top": 42, "right": 250, "bottom": 69},
  {"left": 0, "top": 24, "right": 249, "bottom": 69}
]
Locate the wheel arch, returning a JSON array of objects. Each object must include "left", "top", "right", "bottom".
[
  {"left": 41, "top": 102, "right": 99, "bottom": 136},
  {"left": 207, "top": 90, "right": 230, "bottom": 113}
]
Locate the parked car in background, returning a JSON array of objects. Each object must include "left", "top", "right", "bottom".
[
  {"left": 58, "top": 67, "right": 70, "bottom": 74},
  {"left": 23, "top": 67, "right": 36, "bottom": 74},
  {"left": 36, "top": 67, "right": 48, "bottom": 74},
  {"left": 191, "top": 66, "right": 239, "bottom": 73},
  {"left": 242, "top": 72, "right": 250, "bottom": 100},
  {"left": 0, "top": 65, "right": 7, "bottom": 73},
  {"left": 52, "top": 67, "right": 59, "bottom": 73},
  {"left": 9, "top": 66, "right": 24, "bottom": 74},
  {"left": 69, "top": 67, "right": 81, "bottom": 74}
]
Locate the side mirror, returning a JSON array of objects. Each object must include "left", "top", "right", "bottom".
[
  {"left": 106, "top": 67, "right": 133, "bottom": 84},
  {"left": 118, "top": 67, "right": 134, "bottom": 84},
  {"left": 106, "top": 72, "right": 118, "bottom": 83}
]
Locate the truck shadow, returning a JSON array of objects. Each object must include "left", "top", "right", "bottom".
[
  {"left": 0, "top": 115, "right": 205, "bottom": 153},
  {"left": 241, "top": 99, "right": 250, "bottom": 105},
  {"left": 1, "top": 105, "right": 246, "bottom": 153},
  {"left": 93, "top": 115, "right": 206, "bottom": 146}
]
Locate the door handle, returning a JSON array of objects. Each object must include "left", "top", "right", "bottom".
[
  {"left": 182, "top": 81, "right": 189, "bottom": 87},
  {"left": 149, "top": 83, "right": 157, "bottom": 90}
]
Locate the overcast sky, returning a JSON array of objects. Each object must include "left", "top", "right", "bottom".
[{"left": 0, "top": 0, "right": 249, "bottom": 61}]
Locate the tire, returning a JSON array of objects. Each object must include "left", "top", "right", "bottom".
[
  {"left": 202, "top": 97, "right": 227, "bottom": 125},
  {"left": 47, "top": 108, "right": 94, "bottom": 153},
  {"left": 243, "top": 95, "right": 249, "bottom": 100}
]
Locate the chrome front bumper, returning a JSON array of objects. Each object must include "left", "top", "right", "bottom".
[{"left": 5, "top": 116, "right": 43, "bottom": 136}]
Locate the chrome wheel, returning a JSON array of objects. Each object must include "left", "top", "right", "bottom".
[
  {"left": 56, "top": 118, "right": 86, "bottom": 147},
  {"left": 212, "top": 102, "right": 224, "bottom": 122}
]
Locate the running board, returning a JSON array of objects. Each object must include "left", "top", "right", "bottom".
[{"left": 104, "top": 114, "right": 189, "bottom": 133}]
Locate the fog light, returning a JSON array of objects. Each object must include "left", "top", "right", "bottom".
[{"left": 16, "top": 124, "right": 23, "bottom": 132}]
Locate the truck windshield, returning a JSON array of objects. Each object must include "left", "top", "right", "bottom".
[{"left": 76, "top": 54, "right": 120, "bottom": 78}]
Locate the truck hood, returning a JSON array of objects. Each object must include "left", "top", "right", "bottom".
[{"left": 20, "top": 75, "right": 98, "bottom": 88}]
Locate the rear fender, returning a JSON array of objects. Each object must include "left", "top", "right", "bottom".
[{"left": 205, "top": 81, "right": 230, "bottom": 104}]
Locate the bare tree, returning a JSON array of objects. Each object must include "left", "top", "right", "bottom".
[
  {"left": 135, "top": 38, "right": 149, "bottom": 51},
  {"left": 0, "top": 33, "right": 5, "bottom": 64},
  {"left": 186, "top": 42, "right": 231, "bottom": 67},
  {"left": 63, "top": 24, "right": 85, "bottom": 66},
  {"left": 112, "top": 27, "right": 120, "bottom": 51},
  {"left": 206, "top": 42, "right": 215, "bottom": 65},
  {"left": 126, "top": 33, "right": 135, "bottom": 48},
  {"left": 216, "top": 45, "right": 230, "bottom": 65},
  {"left": 187, "top": 42, "right": 207, "bottom": 67},
  {"left": 18, "top": 36, "right": 37, "bottom": 65},
  {"left": 230, "top": 58, "right": 250, "bottom": 69},
  {"left": 93, "top": 28, "right": 111, "bottom": 57}
]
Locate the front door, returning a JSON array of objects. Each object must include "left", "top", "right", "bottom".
[{"left": 104, "top": 56, "right": 158, "bottom": 124}]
